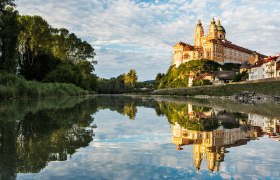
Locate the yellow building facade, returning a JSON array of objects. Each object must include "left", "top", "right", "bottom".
[{"left": 172, "top": 18, "right": 266, "bottom": 67}]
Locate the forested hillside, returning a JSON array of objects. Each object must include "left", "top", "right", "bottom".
[{"left": 155, "top": 59, "right": 240, "bottom": 89}]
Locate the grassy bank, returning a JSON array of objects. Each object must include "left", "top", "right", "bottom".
[
  {"left": 0, "top": 73, "right": 88, "bottom": 99},
  {"left": 152, "top": 81, "right": 280, "bottom": 96}
]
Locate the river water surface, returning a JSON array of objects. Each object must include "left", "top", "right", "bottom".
[{"left": 1, "top": 95, "right": 280, "bottom": 179}]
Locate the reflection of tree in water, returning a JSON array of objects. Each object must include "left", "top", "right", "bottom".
[
  {"left": 155, "top": 101, "right": 246, "bottom": 131},
  {"left": 0, "top": 122, "right": 17, "bottom": 180},
  {"left": 122, "top": 104, "right": 137, "bottom": 120},
  {"left": 0, "top": 98, "right": 98, "bottom": 177},
  {"left": 94, "top": 96, "right": 144, "bottom": 120},
  {"left": 16, "top": 100, "right": 97, "bottom": 173}
]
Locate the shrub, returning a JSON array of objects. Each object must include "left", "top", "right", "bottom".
[
  {"left": 192, "top": 79, "right": 212, "bottom": 86},
  {"left": 0, "top": 73, "right": 88, "bottom": 99}
]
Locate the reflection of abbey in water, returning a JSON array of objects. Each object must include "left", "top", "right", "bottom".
[
  {"left": 171, "top": 103, "right": 280, "bottom": 172},
  {"left": 172, "top": 122, "right": 249, "bottom": 172}
]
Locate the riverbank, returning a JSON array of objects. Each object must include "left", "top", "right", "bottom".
[
  {"left": 152, "top": 81, "right": 280, "bottom": 103},
  {"left": 0, "top": 73, "right": 88, "bottom": 99},
  {"left": 152, "top": 81, "right": 280, "bottom": 96}
]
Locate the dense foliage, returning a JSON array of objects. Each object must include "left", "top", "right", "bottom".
[
  {"left": 0, "top": 72, "right": 88, "bottom": 99},
  {"left": 155, "top": 59, "right": 221, "bottom": 89},
  {"left": 192, "top": 79, "right": 212, "bottom": 86},
  {"left": 233, "top": 71, "right": 249, "bottom": 82},
  {"left": 123, "top": 69, "right": 138, "bottom": 88},
  {"left": 0, "top": 97, "right": 97, "bottom": 175},
  {"left": 97, "top": 69, "right": 139, "bottom": 94},
  {"left": 0, "top": 1, "right": 97, "bottom": 95},
  {"left": 17, "top": 15, "right": 97, "bottom": 90},
  {"left": 155, "top": 59, "right": 241, "bottom": 89},
  {"left": 0, "top": 3, "right": 19, "bottom": 73}
]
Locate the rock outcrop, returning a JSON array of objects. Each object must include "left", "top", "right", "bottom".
[{"left": 232, "top": 91, "right": 280, "bottom": 104}]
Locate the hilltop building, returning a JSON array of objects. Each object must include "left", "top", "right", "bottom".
[{"left": 172, "top": 18, "right": 266, "bottom": 67}]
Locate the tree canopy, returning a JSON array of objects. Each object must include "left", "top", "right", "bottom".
[
  {"left": 0, "top": 1, "right": 19, "bottom": 73},
  {"left": 97, "top": 69, "right": 139, "bottom": 94},
  {"left": 124, "top": 69, "right": 138, "bottom": 87},
  {"left": 17, "top": 15, "right": 97, "bottom": 85}
]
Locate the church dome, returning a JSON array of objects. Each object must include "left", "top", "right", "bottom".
[{"left": 216, "top": 20, "right": 226, "bottom": 33}]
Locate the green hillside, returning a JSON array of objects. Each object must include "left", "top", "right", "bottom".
[{"left": 155, "top": 59, "right": 239, "bottom": 89}]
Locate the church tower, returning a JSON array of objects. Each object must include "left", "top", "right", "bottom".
[
  {"left": 194, "top": 19, "right": 204, "bottom": 47},
  {"left": 216, "top": 20, "right": 226, "bottom": 39},
  {"left": 208, "top": 17, "right": 218, "bottom": 39}
]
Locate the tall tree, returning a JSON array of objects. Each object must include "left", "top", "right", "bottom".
[
  {"left": 0, "top": 0, "right": 15, "bottom": 10},
  {"left": 17, "top": 16, "right": 97, "bottom": 81},
  {"left": 124, "top": 69, "right": 138, "bottom": 88},
  {"left": 0, "top": 1, "right": 19, "bottom": 73},
  {"left": 51, "top": 28, "right": 96, "bottom": 64},
  {"left": 17, "top": 15, "right": 54, "bottom": 80}
]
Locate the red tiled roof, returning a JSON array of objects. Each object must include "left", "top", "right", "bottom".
[
  {"left": 173, "top": 42, "right": 194, "bottom": 50},
  {"left": 251, "top": 60, "right": 264, "bottom": 68},
  {"left": 185, "top": 44, "right": 194, "bottom": 51},
  {"left": 212, "top": 39, "right": 267, "bottom": 58},
  {"left": 173, "top": 41, "right": 186, "bottom": 47},
  {"left": 222, "top": 41, "right": 253, "bottom": 54},
  {"left": 251, "top": 55, "right": 280, "bottom": 68},
  {"left": 264, "top": 55, "right": 280, "bottom": 62}
]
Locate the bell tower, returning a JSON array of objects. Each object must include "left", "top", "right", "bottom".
[
  {"left": 216, "top": 20, "right": 226, "bottom": 40},
  {"left": 194, "top": 19, "right": 204, "bottom": 47},
  {"left": 208, "top": 17, "right": 218, "bottom": 39}
]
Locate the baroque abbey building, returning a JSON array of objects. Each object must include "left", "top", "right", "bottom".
[{"left": 172, "top": 18, "right": 266, "bottom": 67}]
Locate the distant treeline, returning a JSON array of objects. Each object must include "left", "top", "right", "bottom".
[
  {"left": 0, "top": 0, "right": 97, "bottom": 98},
  {"left": 97, "top": 69, "right": 155, "bottom": 94}
]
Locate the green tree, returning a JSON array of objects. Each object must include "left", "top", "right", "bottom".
[
  {"left": 155, "top": 73, "right": 165, "bottom": 88},
  {"left": 124, "top": 69, "right": 138, "bottom": 88},
  {"left": 43, "top": 64, "right": 83, "bottom": 86},
  {"left": 17, "top": 15, "right": 97, "bottom": 88},
  {"left": 17, "top": 15, "right": 53, "bottom": 80},
  {"left": 157, "top": 59, "right": 222, "bottom": 89},
  {"left": 0, "top": 2, "right": 19, "bottom": 73},
  {"left": 0, "top": 0, "right": 15, "bottom": 10},
  {"left": 51, "top": 28, "right": 96, "bottom": 65}
]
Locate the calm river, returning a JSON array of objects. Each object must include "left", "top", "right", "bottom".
[{"left": 1, "top": 95, "right": 280, "bottom": 179}]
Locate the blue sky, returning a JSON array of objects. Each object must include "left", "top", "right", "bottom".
[{"left": 16, "top": 0, "right": 280, "bottom": 81}]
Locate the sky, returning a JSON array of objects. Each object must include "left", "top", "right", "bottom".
[{"left": 16, "top": 0, "right": 280, "bottom": 81}]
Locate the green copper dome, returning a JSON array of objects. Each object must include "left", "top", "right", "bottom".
[{"left": 216, "top": 20, "right": 226, "bottom": 33}]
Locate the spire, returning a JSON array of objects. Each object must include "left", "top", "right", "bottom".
[
  {"left": 211, "top": 17, "right": 215, "bottom": 24},
  {"left": 197, "top": 19, "right": 202, "bottom": 26},
  {"left": 194, "top": 19, "right": 204, "bottom": 47},
  {"left": 208, "top": 17, "right": 218, "bottom": 39},
  {"left": 216, "top": 19, "right": 226, "bottom": 39}
]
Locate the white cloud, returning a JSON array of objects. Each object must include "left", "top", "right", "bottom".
[{"left": 16, "top": 0, "right": 280, "bottom": 80}]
